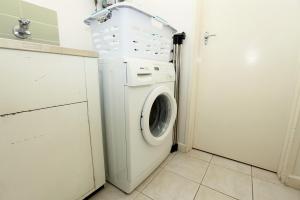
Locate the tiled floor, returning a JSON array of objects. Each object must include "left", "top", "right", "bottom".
[{"left": 88, "top": 150, "right": 300, "bottom": 200}]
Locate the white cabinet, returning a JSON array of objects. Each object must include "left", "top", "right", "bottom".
[
  {"left": 0, "top": 103, "right": 94, "bottom": 200},
  {"left": 0, "top": 48, "right": 105, "bottom": 200},
  {"left": 0, "top": 49, "right": 86, "bottom": 116}
]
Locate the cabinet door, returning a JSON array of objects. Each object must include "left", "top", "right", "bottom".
[
  {"left": 0, "top": 103, "right": 94, "bottom": 200},
  {"left": 0, "top": 49, "right": 86, "bottom": 116},
  {"left": 84, "top": 58, "right": 106, "bottom": 188}
]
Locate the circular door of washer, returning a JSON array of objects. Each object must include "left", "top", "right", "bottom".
[{"left": 141, "top": 86, "right": 177, "bottom": 146}]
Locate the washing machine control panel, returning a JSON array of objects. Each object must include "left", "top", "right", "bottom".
[{"left": 126, "top": 58, "right": 175, "bottom": 86}]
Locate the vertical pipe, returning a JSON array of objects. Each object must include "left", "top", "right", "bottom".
[
  {"left": 173, "top": 44, "right": 179, "bottom": 146},
  {"left": 171, "top": 32, "right": 185, "bottom": 152},
  {"left": 174, "top": 44, "right": 181, "bottom": 145}
]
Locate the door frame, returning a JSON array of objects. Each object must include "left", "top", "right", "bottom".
[
  {"left": 181, "top": 0, "right": 203, "bottom": 152},
  {"left": 278, "top": 75, "right": 300, "bottom": 189}
]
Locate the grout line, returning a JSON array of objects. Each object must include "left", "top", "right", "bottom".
[
  {"left": 162, "top": 151, "right": 211, "bottom": 185},
  {"left": 138, "top": 152, "right": 181, "bottom": 194},
  {"left": 252, "top": 175, "right": 284, "bottom": 187},
  {"left": 201, "top": 184, "right": 239, "bottom": 200},
  {"left": 251, "top": 164, "right": 282, "bottom": 187},
  {"left": 0, "top": 9, "right": 58, "bottom": 28},
  {"left": 161, "top": 152, "right": 176, "bottom": 169},
  {"left": 193, "top": 152, "right": 213, "bottom": 199},
  {"left": 209, "top": 154, "right": 213, "bottom": 164},
  {"left": 139, "top": 154, "right": 174, "bottom": 193},
  {"left": 163, "top": 168, "right": 200, "bottom": 184},
  {"left": 192, "top": 184, "right": 201, "bottom": 200},
  {"left": 132, "top": 191, "right": 140, "bottom": 200},
  {"left": 0, "top": 33, "right": 59, "bottom": 45},
  {"left": 18, "top": 0, "right": 22, "bottom": 18},
  {"left": 27, "top": 19, "right": 59, "bottom": 28},
  {"left": 200, "top": 156, "right": 210, "bottom": 184},
  {"left": 139, "top": 167, "right": 163, "bottom": 193},
  {"left": 140, "top": 192, "right": 155, "bottom": 200},
  {"left": 204, "top": 151, "right": 252, "bottom": 177},
  {"left": 184, "top": 154, "right": 211, "bottom": 165},
  {"left": 0, "top": 12, "right": 20, "bottom": 19},
  {"left": 27, "top": 37, "right": 60, "bottom": 44},
  {"left": 195, "top": 148, "right": 277, "bottom": 177},
  {"left": 193, "top": 150, "right": 251, "bottom": 200},
  {"left": 209, "top": 161, "right": 251, "bottom": 176},
  {"left": 251, "top": 166, "right": 254, "bottom": 200}
]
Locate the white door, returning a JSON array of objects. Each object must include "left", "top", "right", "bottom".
[{"left": 193, "top": 0, "right": 300, "bottom": 171}]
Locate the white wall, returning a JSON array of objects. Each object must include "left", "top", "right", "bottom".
[
  {"left": 130, "top": 0, "right": 197, "bottom": 145},
  {"left": 24, "top": 0, "right": 96, "bottom": 50},
  {"left": 281, "top": 104, "right": 300, "bottom": 188},
  {"left": 294, "top": 150, "right": 300, "bottom": 176},
  {"left": 291, "top": 105, "right": 300, "bottom": 176},
  {"left": 24, "top": 0, "right": 197, "bottom": 146}
]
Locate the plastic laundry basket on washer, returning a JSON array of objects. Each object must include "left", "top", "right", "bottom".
[{"left": 84, "top": 2, "right": 177, "bottom": 62}]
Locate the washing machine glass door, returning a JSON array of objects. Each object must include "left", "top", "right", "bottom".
[{"left": 141, "top": 86, "right": 177, "bottom": 146}]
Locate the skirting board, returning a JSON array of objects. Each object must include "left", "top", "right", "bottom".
[
  {"left": 178, "top": 143, "right": 189, "bottom": 153},
  {"left": 286, "top": 175, "right": 300, "bottom": 189}
]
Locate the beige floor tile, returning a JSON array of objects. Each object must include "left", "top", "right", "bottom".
[
  {"left": 88, "top": 183, "right": 139, "bottom": 200},
  {"left": 143, "top": 170, "right": 199, "bottom": 200},
  {"left": 253, "top": 178, "right": 300, "bottom": 200},
  {"left": 134, "top": 193, "right": 153, "bottom": 200},
  {"left": 136, "top": 153, "right": 177, "bottom": 192},
  {"left": 187, "top": 149, "right": 213, "bottom": 162},
  {"left": 252, "top": 167, "right": 281, "bottom": 185},
  {"left": 159, "top": 152, "right": 177, "bottom": 168},
  {"left": 194, "top": 185, "right": 236, "bottom": 200},
  {"left": 202, "top": 165, "right": 252, "bottom": 200},
  {"left": 165, "top": 153, "right": 209, "bottom": 183},
  {"left": 211, "top": 156, "right": 251, "bottom": 175},
  {"left": 136, "top": 166, "right": 163, "bottom": 192}
]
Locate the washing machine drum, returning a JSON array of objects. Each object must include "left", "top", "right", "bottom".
[{"left": 141, "top": 86, "right": 177, "bottom": 146}]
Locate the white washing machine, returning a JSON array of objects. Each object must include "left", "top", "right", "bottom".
[{"left": 99, "top": 57, "right": 177, "bottom": 193}]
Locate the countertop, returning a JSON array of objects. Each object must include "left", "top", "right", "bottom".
[{"left": 0, "top": 38, "right": 98, "bottom": 58}]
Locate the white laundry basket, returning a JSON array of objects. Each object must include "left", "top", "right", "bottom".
[{"left": 85, "top": 3, "right": 177, "bottom": 62}]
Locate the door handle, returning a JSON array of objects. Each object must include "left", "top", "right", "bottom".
[{"left": 204, "top": 32, "right": 217, "bottom": 45}]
